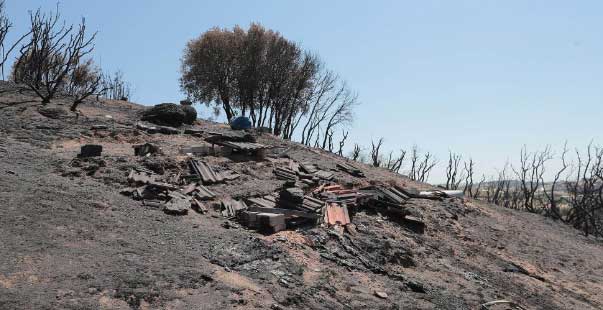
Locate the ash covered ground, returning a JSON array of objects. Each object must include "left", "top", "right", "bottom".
[{"left": 1, "top": 82, "right": 602, "bottom": 310}]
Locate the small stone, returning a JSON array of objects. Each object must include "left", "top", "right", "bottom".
[{"left": 374, "top": 291, "right": 388, "bottom": 299}]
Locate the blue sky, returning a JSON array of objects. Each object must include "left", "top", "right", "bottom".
[{"left": 5, "top": 1, "right": 603, "bottom": 183}]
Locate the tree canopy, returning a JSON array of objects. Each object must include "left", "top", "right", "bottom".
[{"left": 180, "top": 23, "right": 356, "bottom": 140}]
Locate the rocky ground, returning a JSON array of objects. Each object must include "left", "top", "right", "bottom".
[{"left": 1, "top": 81, "right": 602, "bottom": 310}]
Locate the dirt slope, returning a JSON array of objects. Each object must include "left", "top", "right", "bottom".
[{"left": 1, "top": 82, "right": 602, "bottom": 310}]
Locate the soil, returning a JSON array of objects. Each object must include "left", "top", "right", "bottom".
[{"left": 1, "top": 81, "right": 602, "bottom": 310}]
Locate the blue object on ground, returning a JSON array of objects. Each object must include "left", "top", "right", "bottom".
[{"left": 230, "top": 116, "right": 252, "bottom": 130}]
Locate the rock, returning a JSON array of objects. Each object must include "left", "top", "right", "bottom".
[
  {"left": 163, "top": 197, "right": 190, "bottom": 215},
  {"left": 37, "top": 106, "right": 69, "bottom": 119},
  {"left": 141, "top": 103, "right": 186, "bottom": 127},
  {"left": 405, "top": 280, "right": 427, "bottom": 293},
  {"left": 374, "top": 291, "right": 388, "bottom": 299},
  {"left": 180, "top": 99, "right": 192, "bottom": 106},
  {"left": 181, "top": 105, "right": 197, "bottom": 125},
  {"left": 78, "top": 144, "right": 102, "bottom": 158}
]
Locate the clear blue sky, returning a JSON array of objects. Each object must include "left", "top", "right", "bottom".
[{"left": 5, "top": 0, "right": 603, "bottom": 183}]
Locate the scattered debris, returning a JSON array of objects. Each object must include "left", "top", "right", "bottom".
[
  {"left": 245, "top": 207, "right": 319, "bottom": 220},
  {"left": 480, "top": 300, "right": 526, "bottom": 310},
  {"left": 324, "top": 203, "right": 350, "bottom": 226},
  {"left": 220, "top": 198, "right": 247, "bottom": 218},
  {"left": 136, "top": 122, "right": 180, "bottom": 135},
  {"left": 246, "top": 194, "right": 278, "bottom": 209},
  {"left": 133, "top": 143, "right": 161, "bottom": 156},
  {"left": 419, "top": 190, "right": 463, "bottom": 199},
  {"left": 313, "top": 170, "right": 334, "bottom": 181},
  {"left": 274, "top": 167, "right": 297, "bottom": 181},
  {"left": 181, "top": 145, "right": 211, "bottom": 156},
  {"left": 316, "top": 185, "right": 367, "bottom": 207},
  {"left": 278, "top": 187, "right": 304, "bottom": 208},
  {"left": 184, "top": 128, "right": 204, "bottom": 136},
  {"left": 127, "top": 169, "right": 156, "bottom": 185},
  {"left": 402, "top": 215, "right": 425, "bottom": 234},
  {"left": 337, "top": 162, "right": 365, "bottom": 177},
  {"left": 257, "top": 213, "right": 286, "bottom": 233},
  {"left": 136, "top": 122, "right": 157, "bottom": 133},
  {"left": 155, "top": 125, "right": 180, "bottom": 135},
  {"left": 191, "top": 197, "right": 209, "bottom": 213},
  {"left": 78, "top": 144, "right": 102, "bottom": 158},
  {"left": 218, "top": 141, "right": 269, "bottom": 159},
  {"left": 189, "top": 159, "right": 224, "bottom": 184},
  {"left": 182, "top": 182, "right": 216, "bottom": 200},
  {"left": 205, "top": 130, "right": 256, "bottom": 143},
  {"left": 164, "top": 191, "right": 191, "bottom": 215}
]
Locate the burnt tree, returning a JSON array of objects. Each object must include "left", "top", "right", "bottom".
[{"left": 12, "top": 7, "right": 96, "bottom": 104}]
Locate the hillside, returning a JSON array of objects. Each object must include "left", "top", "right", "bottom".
[{"left": 1, "top": 82, "right": 602, "bottom": 310}]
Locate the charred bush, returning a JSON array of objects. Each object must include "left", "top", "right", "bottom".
[{"left": 181, "top": 104, "right": 197, "bottom": 125}]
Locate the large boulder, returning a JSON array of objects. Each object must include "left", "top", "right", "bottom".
[
  {"left": 141, "top": 103, "right": 186, "bottom": 127},
  {"left": 181, "top": 105, "right": 197, "bottom": 125}
]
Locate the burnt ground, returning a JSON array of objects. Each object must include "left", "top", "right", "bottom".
[{"left": 1, "top": 81, "right": 602, "bottom": 310}]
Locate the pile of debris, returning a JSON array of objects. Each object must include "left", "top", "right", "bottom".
[
  {"left": 273, "top": 159, "right": 335, "bottom": 186},
  {"left": 136, "top": 122, "right": 180, "bottom": 135},
  {"left": 107, "top": 124, "right": 465, "bottom": 235},
  {"left": 188, "top": 159, "right": 239, "bottom": 184},
  {"left": 205, "top": 131, "right": 270, "bottom": 160}
]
